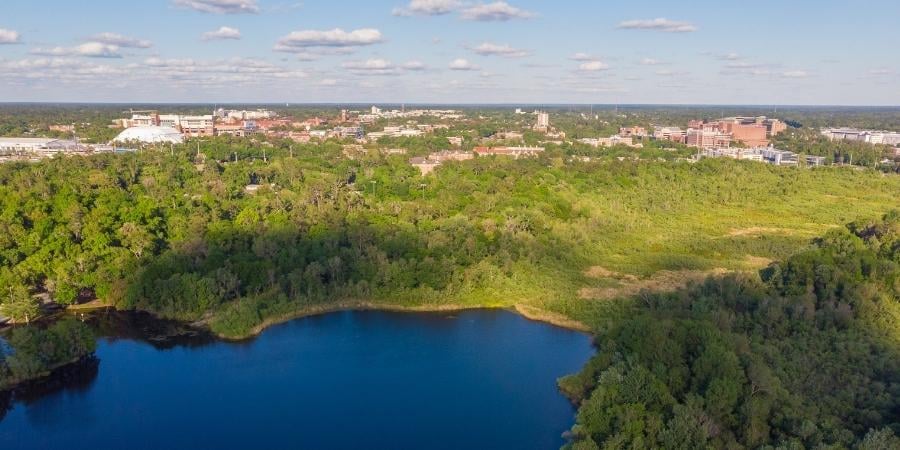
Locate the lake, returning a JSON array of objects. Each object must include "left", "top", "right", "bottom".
[{"left": 0, "top": 309, "right": 594, "bottom": 449}]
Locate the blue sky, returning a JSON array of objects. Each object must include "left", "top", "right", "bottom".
[{"left": 1, "top": 0, "right": 898, "bottom": 104}]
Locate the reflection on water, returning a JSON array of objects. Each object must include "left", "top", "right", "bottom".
[
  {"left": 1, "top": 309, "right": 594, "bottom": 450},
  {"left": 1, "top": 311, "right": 214, "bottom": 418},
  {"left": 87, "top": 310, "right": 216, "bottom": 350},
  {"left": 0, "top": 356, "right": 99, "bottom": 423}
]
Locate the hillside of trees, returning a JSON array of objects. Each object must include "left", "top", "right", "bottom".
[
  {"left": 0, "top": 140, "right": 898, "bottom": 338},
  {"left": 560, "top": 212, "right": 900, "bottom": 449}
]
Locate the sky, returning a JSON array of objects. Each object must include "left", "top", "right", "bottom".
[{"left": 0, "top": 0, "right": 898, "bottom": 105}]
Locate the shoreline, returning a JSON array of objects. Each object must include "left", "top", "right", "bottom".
[
  {"left": 210, "top": 301, "right": 594, "bottom": 341},
  {"left": 61, "top": 300, "right": 593, "bottom": 341}
]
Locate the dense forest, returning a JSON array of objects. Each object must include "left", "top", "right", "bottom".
[
  {"left": 560, "top": 212, "right": 900, "bottom": 449},
  {"left": 1, "top": 141, "right": 897, "bottom": 338}
]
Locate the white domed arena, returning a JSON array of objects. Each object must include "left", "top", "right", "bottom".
[{"left": 112, "top": 126, "right": 184, "bottom": 144}]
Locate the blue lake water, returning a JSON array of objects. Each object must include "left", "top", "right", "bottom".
[{"left": 0, "top": 310, "right": 594, "bottom": 449}]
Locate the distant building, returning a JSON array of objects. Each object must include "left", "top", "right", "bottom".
[
  {"left": 760, "top": 148, "right": 798, "bottom": 166},
  {"left": 683, "top": 117, "right": 786, "bottom": 148},
  {"left": 112, "top": 126, "right": 184, "bottom": 144},
  {"left": 653, "top": 126, "right": 687, "bottom": 144},
  {"left": 431, "top": 150, "right": 474, "bottom": 162},
  {"left": 118, "top": 112, "right": 217, "bottom": 137},
  {"left": 533, "top": 111, "right": 550, "bottom": 132},
  {"left": 474, "top": 146, "right": 545, "bottom": 159},
  {"left": 806, "top": 155, "right": 827, "bottom": 166},
  {"left": 821, "top": 128, "right": 900, "bottom": 145},
  {"left": 409, "top": 150, "right": 473, "bottom": 175},
  {"left": 619, "top": 126, "right": 647, "bottom": 138},
  {"left": 697, "top": 147, "right": 764, "bottom": 162},
  {"left": 334, "top": 126, "right": 365, "bottom": 139},
  {"left": 721, "top": 116, "right": 787, "bottom": 137},
  {"left": 0, "top": 137, "right": 85, "bottom": 155},
  {"left": 495, "top": 131, "right": 524, "bottom": 141},
  {"left": 409, "top": 156, "right": 442, "bottom": 176},
  {"left": 579, "top": 136, "right": 641, "bottom": 148},
  {"left": 179, "top": 115, "right": 216, "bottom": 137},
  {"left": 216, "top": 109, "right": 275, "bottom": 121},
  {"left": 720, "top": 121, "right": 768, "bottom": 147},
  {"left": 698, "top": 146, "right": 827, "bottom": 168},
  {"left": 447, "top": 136, "right": 464, "bottom": 147},
  {"left": 49, "top": 124, "right": 75, "bottom": 133},
  {"left": 367, "top": 126, "right": 423, "bottom": 140},
  {"left": 686, "top": 129, "right": 732, "bottom": 149},
  {"left": 216, "top": 121, "right": 258, "bottom": 137}
]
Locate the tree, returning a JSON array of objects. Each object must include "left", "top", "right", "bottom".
[{"left": 0, "top": 284, "right": 39, "bottom": 323}]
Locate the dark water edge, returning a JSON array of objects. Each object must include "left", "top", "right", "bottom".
[{"left": 0, "top": 309, "right": 594, "bottom": 450}]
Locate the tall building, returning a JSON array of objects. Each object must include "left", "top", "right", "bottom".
[{"left": 534, "top": 111, "right": 550, "bottom": 131}]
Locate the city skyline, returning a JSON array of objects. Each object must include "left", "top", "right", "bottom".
[{"left": 1, "top": 0, "right": 898, "bottom": 105}]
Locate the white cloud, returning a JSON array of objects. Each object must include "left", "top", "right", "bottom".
[
  {"left": 869, "top": 68, "right": 893, "bottom": 76},
  {"left": 0, "top": 55, "right": 312, "bottom": 96},
  {"left": 294, "top": 52, "right": 320, "bottom": 61},
  {"left": 202, "top": 26, "right": 242, "bottom": 41},
  {"left": 90, "top": 32, "right": 152, "bottom": 48},
  {"left": 343, "top": 58, "right": 399, "bottom": 75},
  {"left": 579, "top": 60, "right": 609, "bottom": 71},
  {"left": 172, "top": 0, "right": 259, "bottom": 14},
  {"left": 725, "top": 61, "right": 762, "bottom": 69},
  {"left": 393, "top": 0, "right": 461, "bottom": 16},
  {"left": 782, "top": 70, "right": 809, "bottom": 79},
  {"left": 0, "top": 28, "right": 20, "bottom": 44},
  {"left": 471, "top": 42, "right": 529, "bottom": 58},
  {"left": 449, "top": 58, "right": 477, "bottom": 70},
  {"left": 640, "top": 58, "right": 663, "bottom": 66},
  {"left": 460, "top": 2, "right": 535, "bottom": 21},
  {"left": 320, "top": 78, "right": 339, "bottom": 86},
  {"left": 719, "top": 52, "right": 741, "bottom": 61},
  {"left": 570, "top": 53, "right": 594, "bottom": 62},
  {"left": 31, "top": 42, "right": 123, "bottom": 58},
  {"left": 618, "top": 18, "right": 697, "bottom": 33},
  {"left": 402, "top": 60, "right": 427, "bottom": 70},
  {"left": 274, "top": 28, "right": 383, "bottom": 53},
  {"left": 342, "top": 59, "right": 425, "bottom": 75}
]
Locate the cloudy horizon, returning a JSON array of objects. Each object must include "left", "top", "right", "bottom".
[{"left": 1, "top": 0, "right": 898, "bottom": 105}]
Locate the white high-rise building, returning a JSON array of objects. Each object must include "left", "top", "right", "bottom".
[{"left": 535, "top": 111, "right": 550, "bottom": 130}]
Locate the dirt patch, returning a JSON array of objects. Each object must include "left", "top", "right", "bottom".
[
  {"left": 744, "top": 255, "right": 774, "bottom": 268},
  {"left": 584, "top": 266, "right": 638, "bottom": 281},
  {"left": 514, "top": 304, "right": 591, "bottom": 332},
  {"left": 726, "top": 227, "right": 792, "bottom": 237},
  {"left": 579, "top": 268, "right": 729, "bottom": 300}
]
